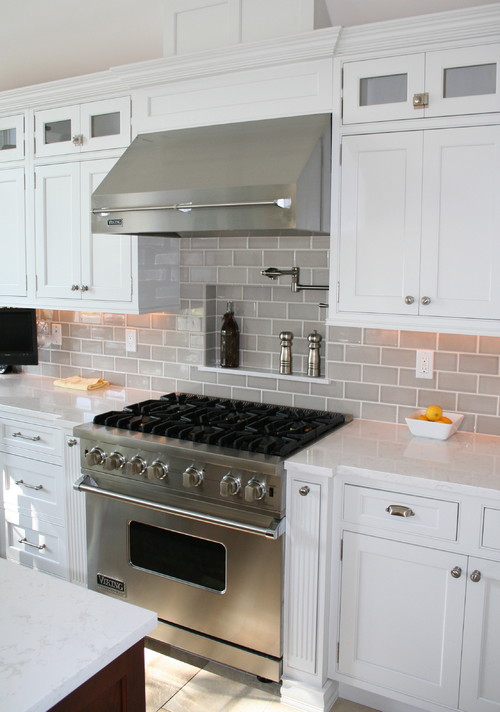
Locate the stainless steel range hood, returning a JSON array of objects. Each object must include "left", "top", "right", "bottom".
[{"left": 91, "top": 114, "right": 331, "bottom": 237}]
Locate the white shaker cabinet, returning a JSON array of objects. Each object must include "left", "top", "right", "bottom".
[
  {"left": 338, "top": 532, "right": 466, "bottom": 707},
  {"left": 0, "top": 114, "right": 24, "bottom": 162},
  {"left": 338, "top": 125, "right": 500, "bottom": 320},
  {"left": 0, "top": 168, "right": 27, "bottom": 298},
  {"left": 342, "top": 43, "right": 500, "bottom": 124},
  {"left": 34, "top": 158, "right": 133, "bottom": 304},
  {"left": 34, "top": 97, "right": 130, "bottom": 157}
]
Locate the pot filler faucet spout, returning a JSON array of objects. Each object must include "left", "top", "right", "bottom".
[{"left": 261, "top": 267, "right": 329, "bottom": 307}]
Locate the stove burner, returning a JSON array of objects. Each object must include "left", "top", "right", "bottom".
[{"left": 93, "top": 393, "right": 347, "bottom": 458}]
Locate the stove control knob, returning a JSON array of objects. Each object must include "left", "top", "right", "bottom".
[
  {"left": 220, "top": 473, "right": 241, "bottom": 497},
  {"left": 147, "top": 460, "right": 169, "bottom": 481},
  {"left": 124, "top": 456, "right": 147, "bottom": 476},
  {"left": 182, "top": 465, "right": 204, "bottom": 488},
  {"left": 244, "top": 478, "right": 266, "bottom": 502},
  {"left": 85, "top": 447, "right": 105, "bottom": 466},
  {"left": 103, "top": 451, "right": 125, "bottom": 471}
]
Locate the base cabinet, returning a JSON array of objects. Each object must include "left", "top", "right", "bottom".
[{"left": 336, "top": 482, "right": 500, "bottom": 712}]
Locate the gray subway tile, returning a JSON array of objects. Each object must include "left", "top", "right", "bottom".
[
  {"left": 345, "top": 345, "right": 380, "bottom": 365},
  {"left": 329, "top": 326, "right": 362, "bottom": 344},
  {"left": 400, "top": 331, "right": 437, "bottom": 349},
  {"left": 380, "top": 385, "right": 416, "bottom": 406},
  {"left": 345, "top": 382, "right": 380, "bottom": 402},
  {"left": 439, "top": 333, "right": 477, "bottom": 352},
  {"left": 459, "top": 354, "right": 499, "bottom": 375},
  {"left": 458, "top": 393, "right": 498, "bottom": 415},
  {"left": 363, "top": 329, "right": 398, "bottom": 347}
]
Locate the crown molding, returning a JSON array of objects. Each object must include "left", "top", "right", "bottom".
[
  {"left": 335, "top": 3, "right": 500, "bottom": 57},
  {"left": 111, "top": 26, "right": 342, "bottom": 88}
]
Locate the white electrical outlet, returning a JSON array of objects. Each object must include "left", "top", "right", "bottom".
[
  {"left": 51, "top": 323, "right": 62, "bottom": 346},
  {"left": 125, "top": 329, "right": 137, "bottom": 353},
  {"left": 416, "top": 349, "right": 434, "bottom": 379}
]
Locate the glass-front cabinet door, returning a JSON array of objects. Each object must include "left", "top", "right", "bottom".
[
  {"left": 0, "top": 115, "right": 24, "bottom": 162},
  {"left": 34, "top": 97, "right": 130, "bottom": 157},
  {"left": 343, "top": 43, "right": 500, "bottom": 124}
]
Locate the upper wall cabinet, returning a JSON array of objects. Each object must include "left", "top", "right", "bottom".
[
  {"left": 342, "top": 43, "right": 500, "bottom": 124},
  {"left": 0, "top": 115, "right": 24, "bottom": 162},
  {"left": 34, "top": 97, "right": 131, "bottom": 157}
]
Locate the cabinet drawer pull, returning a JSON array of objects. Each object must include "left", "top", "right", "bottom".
[
  {"left": 385, "top": 504, "right": 415, "bottom": 518},
  {"left": 451, "top": 566, "right": 462, "bottom": 578},
  {"left": 299, "top": 486, "right": 310, "bottom": 496},
  {"left": 15, "top": 479, "right": 43, "bottom": 491},
  {"left": 12, "top": 431, "right": 41, "bottom": 442},
  {"left": 18, "top": 537, "right": 46, "bottom": 550},
  {"left": 470, "top": 570, "right": 482, "bottom": 583}
]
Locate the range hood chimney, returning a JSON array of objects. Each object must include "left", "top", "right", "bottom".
[{"left": 92, "top": 113, "right": 331, "bottom": 237}]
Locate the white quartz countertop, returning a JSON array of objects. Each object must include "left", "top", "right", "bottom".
[
  {"left": 286, "top": 418, "right": 500, "bottom": 495},
  {"left": 0, "top": 558, "right": 157, "bottom": 712},
  {"left": 0, "top": 373, "right": 162, "bottom": 428}
]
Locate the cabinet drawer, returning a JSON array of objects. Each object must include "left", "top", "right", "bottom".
[
  {"left": 343, "top": 485, "right": 459, "bottom": 541},
  {"left": 0, "top": 418, "right": 61, "bottom": 462},
  {"left": 482, "top": 507, "right": 500, "bottom": 551},
  {"left": 1, "top": 453, "right": 63, "bottom": 522},
  {"left": 3, "top": 507, "right": 67, "bottom": 579}
]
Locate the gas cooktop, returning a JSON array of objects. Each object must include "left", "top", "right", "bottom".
[{"left": 92, "top": 392, "right": 349, "bottom": 459}]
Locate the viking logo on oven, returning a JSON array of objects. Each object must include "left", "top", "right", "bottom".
[{"left": 97, "top": 573, "right": 126, "bottom": 594}]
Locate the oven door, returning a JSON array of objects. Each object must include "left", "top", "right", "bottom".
[{"left": 84, "top": 483, "right": 283, "bottom": 660}]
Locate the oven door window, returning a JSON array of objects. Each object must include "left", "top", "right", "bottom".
[{"left": 129, "top": 521, "right": 226, "bottom": 592}]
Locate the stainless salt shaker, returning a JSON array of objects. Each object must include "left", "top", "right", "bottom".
[
  {"left": 307, "top": 330, "right": 322, "bottom": 377},
  {"left": 279, "top": 331, "right": 294, "bottom": 375}
]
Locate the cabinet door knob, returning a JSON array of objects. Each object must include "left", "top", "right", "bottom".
[
  {"left": 451, "top": 566, "right": 462, "bottom": 579},
  {"left": 71, "top": 284, "right": 80, "bottom": 291},
  {"left": 80, "top": 285, "right": 89, "bottom": 292},
  {"left": 470, "top": 570, "right": 482, "bottom": 583},
  {"left": 413, "top": 92, "right": 429, "bottom": 108},
  {"left": 72, "top": 134, "right": 84, "bottom": 146},
  {"left": 299, "top": 486, "right": 310, "bottom": 496},
  {"left": 421, "top": 296, "right": 431, "bottom": 305},
  {"left": 67, "top": 438, "right": 78, "bottom": 447},
  {"left": 385, "top": 504, "right": 414, "bottom": 517},
  {"left": 404, "top": 295, "right": 415, "bottom": 305}
]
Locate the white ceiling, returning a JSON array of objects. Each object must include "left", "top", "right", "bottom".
[{"left": 0, "top": 0, "right": 498, "bottom": 92}]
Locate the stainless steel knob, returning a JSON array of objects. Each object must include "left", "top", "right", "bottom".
[
  {"left": 299, "top": 486, "right": 310, "bottom": 496},
  {"left": 220, "top": 473, "right": 241, "bottom": 497},
  {"left": 71, "top": 284, "right": 80, "bottom": 291},
  {"left": 451, "top": 566, "right": 462, "bottom": 579},
  {"left": 147, "top": 460, "right": 169, "bottom": 480},
  {"left": 72, "top": 134, "right": 84, "bottom": 146},
  {"left": 80, "top": 285, "right": 89, "bottom": 292},
  {"left": 124, "top": 455, "right": 146, "bottom": 476},
  {"left": 67, "top": 438, "right": 78, "bottom": 447},
  {"left": 470, "top": 570, "right": 482, "bottom": 583},
  {"left": 183, "top": 465, "right": 204, "bottom": 488},
  {"left": 404, "top": 295, "right": 415, "bottom": 305},
  {"left": 103, "top": 451, "right": 125, "bottom": 471},
  {"left": 244, "top": 479, "right": 266, "bottom": 502},
  {"left": 85, "top": 447, "right": 105, "bottom": 466},
  {"left": 421, "top": 296, "right": 431, "bottom": 305}
]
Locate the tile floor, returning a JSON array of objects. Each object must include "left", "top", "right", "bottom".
[{"left": 144, "top": 640, "right": 379, "bottom": 712}]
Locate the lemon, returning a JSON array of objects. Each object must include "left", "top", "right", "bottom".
[{"left": 425, "top": 405, "right": 443, "bottom": 422}]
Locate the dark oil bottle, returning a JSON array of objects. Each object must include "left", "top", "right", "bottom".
[{"left": 220, "top": 301, "right": 240, "bottom": 368}]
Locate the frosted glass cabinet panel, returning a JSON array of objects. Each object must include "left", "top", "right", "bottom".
[
  {"left": 343, "top": 43, "right": 500, "bottom": 123},
  {"left": 35, "top": 97, "right": 130, "bottom": 157},
  {"left": 0, "top": 115, "right": 24, "bottom": 162}
]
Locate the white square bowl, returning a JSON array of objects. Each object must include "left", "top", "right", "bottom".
[{"left": 405, "top": 410, "right": 464, "bottom": 440}]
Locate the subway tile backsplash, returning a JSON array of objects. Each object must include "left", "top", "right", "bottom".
[{"left": 27, "top": 237, "right": 500, "bottom": 437}]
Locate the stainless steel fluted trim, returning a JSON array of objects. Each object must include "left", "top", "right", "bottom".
[
  {"left": 92, "top": 198, "right": 291, "bottom": 215},
  {"left": 74, "top": 476, "right": 284, "bottom": 539}
]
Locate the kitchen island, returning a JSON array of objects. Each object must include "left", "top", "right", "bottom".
[{"left": 0, "top": 558, "right": 157, "bottom": 712}]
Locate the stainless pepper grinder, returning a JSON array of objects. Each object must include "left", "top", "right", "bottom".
[
  {"left": 279, "top": 331, "right": 294, "bottom": 374},
  {"left": 307, "top": 330, "right": 322, "bottom": 377}
]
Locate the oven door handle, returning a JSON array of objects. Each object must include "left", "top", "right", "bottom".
[{"left": 74, "top": 475, "right": 284, "bottom": 539}]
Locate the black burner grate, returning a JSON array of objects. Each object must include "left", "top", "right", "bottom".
[{"left": 93, "top": 393, "right": 347, "bottom": 457}]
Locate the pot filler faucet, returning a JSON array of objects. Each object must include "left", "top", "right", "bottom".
[{"left": 261, "top": 266, "right": 328, "bottom": 307}]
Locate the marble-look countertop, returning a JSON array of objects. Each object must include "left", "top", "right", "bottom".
[
  {"left": 0, "top": 558, "right": 157, "bottom": 712},
  {"left": 0, "top": 373, "right": 162, "bottom": 428},
  {"left": 285, "top": 418, "right": 500, "bottom": 496}
]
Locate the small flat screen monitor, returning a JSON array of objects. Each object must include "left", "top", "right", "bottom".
[{"left": 0, "top": 308, "right": 38, "bottom": 372}]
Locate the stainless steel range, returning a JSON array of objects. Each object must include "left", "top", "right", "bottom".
[{"left": 74, "top": 393, "right": 349, "bottom": 681}]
